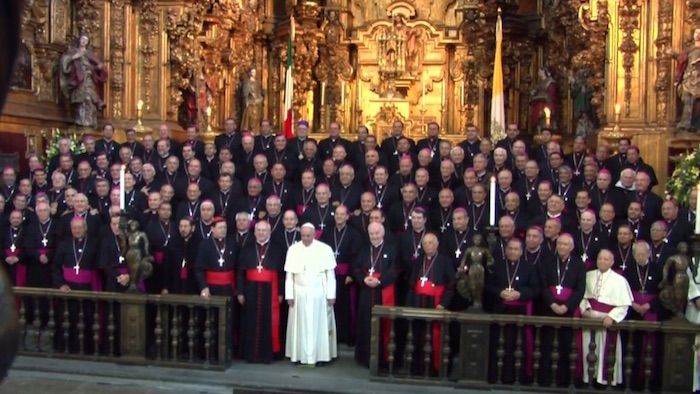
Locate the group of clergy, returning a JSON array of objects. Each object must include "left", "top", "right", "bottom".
[{"left": 1, "top": 118, "right": 699, "bottom": 389}]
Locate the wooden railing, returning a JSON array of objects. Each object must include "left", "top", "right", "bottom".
[
  {"left": 369, "top": 306, "right": 699, "bottom": 393},
  {"left": 13, "top": 288, "right": 231, "bottom": 370}
]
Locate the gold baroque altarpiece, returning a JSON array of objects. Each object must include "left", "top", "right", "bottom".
[{"left": 3, "top": 0, "right": 700, "bottom": 188}]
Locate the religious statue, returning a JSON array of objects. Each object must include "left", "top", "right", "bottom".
[
  {"left": 240, "top": 68, "right": 264, "bottom": 133},
  {"left": 660, "top": 242, "right": 691, "bottom": 317},
  {"left": 377, "top": 14, "right": 422, "bottom": 80},
  {"left": 529, "top": 67, "right": 558, "bottom": 131},
  {"left": 456, "top": 233, "right": 494, "bottom": 310},
  {"left": 124, "top": 219, "right": 153, "bottom": 293},
  {"left": 178, "top": 70, "right": 197, "bottom": 129},
  {"left": 59, "top": 33, "right": 108, "bottom": 129},
  {"left": 569, "top": 68, "right": 598, "bottom": 137},
  {"left": 668, "top": 28, "right": 700, "bottom": 133}
]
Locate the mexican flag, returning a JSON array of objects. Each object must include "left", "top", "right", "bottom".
[{"left": 283, "top": 16, "right": 295, "bottom": 140}]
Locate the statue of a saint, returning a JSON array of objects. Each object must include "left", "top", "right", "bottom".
[
  {"left": 240, "top": 68, "right": 264, "bottom": 133},
  {"left": 668, "top": 28, "right": 700, "bottom": 133},
  {"left": 178, "top": 70, "right": 197, "bottom": 129},
  {"left": 456, "top": 234, "right": 494, "bottom": 310},
  {"left": 59, "top": 33, "right": 108, "bottom": 128},
  {"left": 392, "top": 14, "right": 421, "bottom": 76},
  {"left": 660, "top": 242, "right": 691, "bottom": 317},
  {"left": 530, "top": 67, "right": 558, "bottom": 131},
  {"left": 125, "top": 219, "right": 153, "bottom": 293},
  {"left": 569, "top": 68, "right": 598, "bottom": 137}
]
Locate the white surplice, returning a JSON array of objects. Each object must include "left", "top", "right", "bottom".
[
  {"left": 579, "top": 269, "right": 633, "bottom": 385},
  {"left": 686, "top": 266, "right": 700, "bottom": 392},
  {"left": 284, "top": 239, "right": 338, "bottom": 364}
]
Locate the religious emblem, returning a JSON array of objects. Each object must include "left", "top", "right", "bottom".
[
  {"left": 124, "top": 219, "right": 154, "bottom": 293},
  {"left": 456, "top": 234, "right": 494, "bottom": 311},
  {"left": 659, "top": 242, "right": 692, "bottom": 317}
]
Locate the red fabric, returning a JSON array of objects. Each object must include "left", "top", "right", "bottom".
[
  {"left": 367, "top": 271, "right": 395, "bottom": 362},
  {"left": 15, "top": 263, "right": 26, "bottom": 287},
  {"left": 283, "top": 109, "right": 294, "bottom": 140},
  {"left": 632, "top": 291, "right": 658, "bottom": 378},
  {"left": 588, "top": 298, "right": 615, "bottom": 313},
  {"left": 413, "top": 280, "right": 446, "bottom": 371},
  {"left": 5, "top": 249, "right": 18, "bottom": 257},
  {"left": 63, "top": 267, "right": 94, "bottom": 284},
  {"left": 206, "top": 270, "right": 235, "bottom": 293},
  {"left": 152, "top": 251, "right": 164, "bottom": 265},
  {"left": 246, "top": 268, "right": 281, "bottom": 353},
  {"left": 296, "top": 204, "right": 306, "bottom": 216},
  {"left": 314, "top": 230, "right": 322, "bottom": 240}
]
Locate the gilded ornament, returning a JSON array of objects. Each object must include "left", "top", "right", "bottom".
[
  {"left": 110, "top": 0, "right": 125, "bottom": 119},
  {"left": 139, "top": 0, "right": 159, "bottom": 113},
  {"left": 655, "top": 0, "right": 673, "bottom": 123},
  {"left": 617, "top": 0, "right": 640, "bottom": 116},
  {"left": 668, "top": 29, "right": 700, "bottom": 133}
]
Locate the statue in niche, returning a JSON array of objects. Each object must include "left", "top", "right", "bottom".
[
  {"left": 393, "top": 14, "right": 422, "bottom": 76},
  {"left": 668, "top": 28, "right": 700, "bottom": 133},
  {"left": 240, "top": 68, "right": 264, "bottom": 133},
  {"left": 10, "top": 44, "right": 32, "bottom": 90},
  {"left": 59, "top": 33, "right": 108, "bottom": 128},
  {"left": 569, "top": 68, "right": 598, "bottom": 137},
  {"left": 377, "top": 13, "right": 423, "bottom": 87},
  {"left": 529, "top": 67, "right": 558, "bottom": 131},
  {"left": 178, "top": 70, "right": 197, "bottom": 128}
]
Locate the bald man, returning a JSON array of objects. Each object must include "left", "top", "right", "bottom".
[{"left": 353, "top": 222, "right": 398, "bottom": 367}]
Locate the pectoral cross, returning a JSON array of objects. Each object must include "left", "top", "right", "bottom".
[
  {"left": 377, "top": 202, "right": 383, "bottom": 209},
  {"left": 319, "top": 222, "right": 326, "bottom": 230},
  {"left": 621, "top": 263, "right": 627, "bottom": 271},
  {"left": 581, "top": 253, "right": 588, "bottom": 261},
  {"left": 455, "top": 249, "right": 462, "bottom": 259},
  {"left": 182, "top": 259, "right": 186, "bottom": 268},
  {"left": 413, "top": 250, "right": 419, "bottom": 259},
  {"left": 555, "top": 285, "right": 563, "bottom": 295},
  {"left": 257, "top": 265, "right": 263, "bottom": 273},
  {"left": 73, "top": 263, "right": 80, "bottom": 275},
  {"left": 440, "top": 225, "right": 447, "bottom": 232},
  {"left": 404, "top": 221, "right": 408, "bottom": 230},
  {"left": 368, "top": 267, "right": 375, "bottom": 275},
  {"left": 506, "top": 286, "right": 513, "bottom": 292},
  {"left": 218, "top": 257, "right": 225, "bottom": 266},
  {"left": 334, "top": 250, "right": 340, "bottom": 258},
  {"left": 9, "top": 244, "right": 16, "bottom": 253},
  {"left": 118, "top": 256, "right": 125, "bottom": 264},
  {"left": 41, "top": 238, "right": 48, "bottom": 247},
  {"left": 420, "top": 276, "right": 428, "bottom": 287},
  {"left": 574, "top": 170, "right": 581, "bottom": 176},
  {"left": 525, "top": 192, "right": 531, "bottom": 200}
]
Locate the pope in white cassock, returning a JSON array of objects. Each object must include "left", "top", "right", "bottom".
[
  {"left": 579, "top": 249, "right": 633, "bottom": 386},
  {"left": 284, "top": 223, "right": 338, "bottom": 365},
  {"left": 686, "top": 262, "right": 700, "bottom": 392}
]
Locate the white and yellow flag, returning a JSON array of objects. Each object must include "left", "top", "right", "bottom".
[{"left": 489, "top": 10, "right": 506, "bottom": 143}]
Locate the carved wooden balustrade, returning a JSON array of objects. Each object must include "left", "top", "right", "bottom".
[
  {"left": 369, "top": 306, "right": 698, "bottom": 393},
  {"left": 13, "top": 288, "right": 231, "bottom": 370}
]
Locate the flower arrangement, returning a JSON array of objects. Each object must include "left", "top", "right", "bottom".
[
  {"left": 42, "top": 128, "right": 86, "bottom": 165},
  {"left": 666, "top": 145, "right": 700, "bottom": 206}
]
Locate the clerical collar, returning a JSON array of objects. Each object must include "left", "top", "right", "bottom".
[
  {"left": 238, "top": 231, "right": 248, "bottom": 236},
  {"left": 372, "top": 241, "right": 384, "bottom": 248},
  {"left": 257, "top": 239, "right": 269, "bottom": 246},
  {"left": 285, "top": 228, "right": 297, "bottom": 233},
  {"left": 414, "top": 227, "right": 425, "bottom": 234},
  {"left": 637, "top": 259, "right": 650, "bottom": 266},
  {"left": 456, "top": 228, "right": 467, "bottom": 233},
  {"left": 547, "top": 212, "right": 561, "bottom": 218},
  {"left": 581, "top": 228, "right": 593, "bottom": 235},
  {"left": 335, "top": 224, "right": 346, "bottom": 231},
  {"left": 527, "top": 246, "right": 541, "bottom": 253}
]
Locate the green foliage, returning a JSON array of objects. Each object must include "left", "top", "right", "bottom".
[
  {"left": 667, "top": 146, "right": 700, "bottom": 206},
  {"left": 42, "top": 129, "right": 86, "bottom": 165}
]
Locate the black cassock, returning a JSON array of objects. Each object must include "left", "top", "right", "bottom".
[
  {"left": 236, "top": 239, "right": 285, "bottom": 364},
  {"left": 24, "top": 219, "right": 58, "bottom": 326},
  {"left": 613, "top": 243, "right": 635, "bottom": 273},
  {"left": 573, "top": 229, "right": 608, "bottom": 271},
  {"left": 321, "top": 224, "right": 362, "bottom": 346},
  {"left": 352, "top": 243, "right": 398, "bottom": 368},
  {"left": 484, "top": 256, "right": 540, "bottom": 384},
  {"left": 163, "top": 234, "right": 200, "bottom": 295},
  {"left": 0, "top": 225, "right": 26, "bottom": 287},
  {"left": 145, "top": 220, "right": 177, "bottom": 294},
  {"left": 405, "top": 253, "right": 455, "bottom": 373},
  {"left": 99, "top": 233, "right": 129, "bottom": 293},
  {"left": 538, "top": 254, "right": 586, "bottom": 386},
  {"left": 299, "top": 203, "right": 335, "bottom": 238},
  {"left": 195, "top": 235, "right": 238, "bottom": 362},
  {"left": 623, "top": 261, "right": 665, "bottom": 391},
  {"left": 52, "top": 236, "right": 100, "bottom": 353},
  {"left": 331, "top": 183, "right": 362, "bottom": 212}
]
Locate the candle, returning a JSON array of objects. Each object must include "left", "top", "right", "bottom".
[
  {"left": 119, "top": 165, "right": 126, "bottom": 211},
  {"left": 206, "top": 106, "right": 212, "bottom": 117},
  {"left": 489, "top": 175, "right": 496, "bottom": 226},
  {"left": 614, "top": 103, "right": 621, "bottom": 115},
  {"left": 137, "top": 100, "right": 143, "bottom": 111},
  {"left": 543, "top": 106, "right": 551, "bottom": 121},
  {"left": 341, "top": 81, "right": 345, "bottom": 105},
  {"left": 441, "top": 80, "right": 446, "bottom": 107},
  {"left": 695, "top": 184, "right": 700, "bottom": 234},
  {"left": 321, "top": 82, "right": 326, "bottom": 105}
]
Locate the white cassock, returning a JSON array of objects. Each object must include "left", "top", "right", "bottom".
[
  {"left": 686, "top": 266, "right": 700, "bottom": 392},
  {"left": 579, "top": 269, "right": 633, "bottom": 385},
  {"left": 284, "top": 239, "right": 338, "bottom": 364}
]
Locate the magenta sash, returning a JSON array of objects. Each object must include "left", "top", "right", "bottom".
[
  {"left": 314, "top": 230, "right": 322, "bottom": 240},
  {"left": 632, "top": 292, "right": 658, "bottom": 321},
  {"left": 15, "top": 263, "right": 26, "bottom": 287},
  {"left": 296, "top": 204, "right": 307, "bottom": 216},
  {"left": 152, "top": 251, "right": 164, "bottom": 265},
  {"left": 38, "top": 248, "right": 52, "bottom": 256},
  {"left": 548, "top": 286, "right": 581, "bottom": 317},
  {"left": 588, "top": 298, "right": 614, "bottom": 314},
  {"left": 5, "top": 249, "right": 18, "bottom": 257},
  {"left": 335, "top": 262, "right": 358, "bottom": 340},
  {"left": 117, "top": 267, "right": 145, "bottom": 292},
  {"left": 62, "top": 267, "right": 102, "bottom": 291},
  {"left": 632, "top": 291, "right": 658, "bottom": 378},
  {"left": 502, "top": 299, "right": 534, "bottom": 378}
]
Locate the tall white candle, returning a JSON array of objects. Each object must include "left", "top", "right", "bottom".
[
  {"left": 695, "top": 184, "right": 700, "bottom": 234},
  {"left": 119, "top": 165, "right": 126, "bottom": 211},
  {"left": 489, "top": 176, "right": 496, "bottom": 226}
]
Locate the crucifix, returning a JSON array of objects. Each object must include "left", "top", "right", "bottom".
[
  {"left": 377, "top": 202, "right": 383, "bottom": 209},
  {"left": 319, "top": 222, "right": 326, "bottom": 230},
  {"left": 420, "top": 276, "right": 428, "bottom": 287},
  {"left": 621, "top": 262, "right": 627, "bottom": 271},
  {"left": 73, "top": 263, "right": 80, "bottom": 275},
  {"left": 555, "top": 285, "right": 563, "bottom": 295},
  {"left": 368, "top": 267, "right": 375, "bottom": 275},
  {"left": 525, "top": 192, "right": 531, "bottom": 200},
  {"left": 9, "top": 244, "right": 16, "bottom": 253},
  {"left": 440, "top": 225, "right": 447, "bottom": 232},
  {"left": 41, "top": 238, "right": 48, "bottom": 247},
  {"left": 581, "top": 253, "right": 588, "bottom": 262},
  {"left": 334, "top": 250, "right": 340, "bottom": 258},
  {"left": 218, "top": 257, "right": 225, "bottom": 266},
  {"left": 455, "top": 249, "right": 462, "bottom": 259},
  {"left": 413, "top": 250, "right": 419, "bottom": 259},
  {"left": 257, "top": 265, "right": 263, "bottom": 273},
  {"left": 118, "top": 256, "right": 125, "bottom": 264}
]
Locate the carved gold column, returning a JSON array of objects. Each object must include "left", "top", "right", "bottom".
[
  {"left": 109, "top": 0, "right": 126, "bottom": 121},
  {"left": 138, "top": 0, "right": 159, "bottom": 129},
  {"left": 291, "top": 1, "right": 321, "bottom": 124}
]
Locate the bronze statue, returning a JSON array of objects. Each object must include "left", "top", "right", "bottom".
[
  {"left": 456, "top": 233, "right": 494, "bottom": 310},
  {"left": 660, "top": 242, "right": 691, "bottom": 317},
  {"left": 124, "top": 219, "right": 154, "bottom": 293},
  {"left": 668, "top": 28, "right": 700, "bottom": 133}
]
